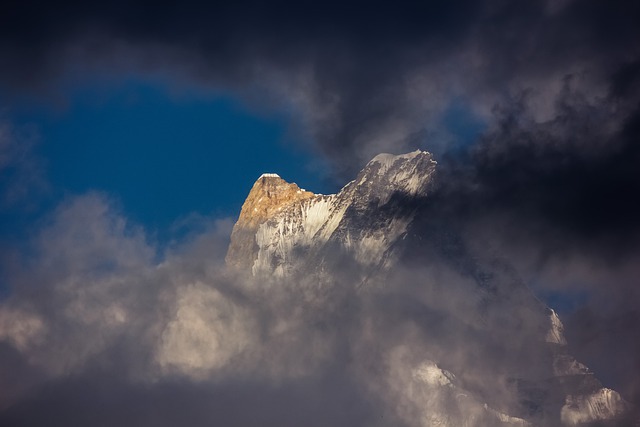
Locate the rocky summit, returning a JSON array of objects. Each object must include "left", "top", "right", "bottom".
[
  {"left": 226, "top": 150, "right": 633, "bottom": 426},
  {"left": 228, "top": 150, "right": 437, "bottom": 278},
  {"left": 226, "top": 173, "right": 315, "bottom": 271}
]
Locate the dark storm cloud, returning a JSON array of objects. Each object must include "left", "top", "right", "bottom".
[
  {"left": 2, "top": 0, "right": 638, "bottom": 172},
  {"left": 2, "top": 0, "right": 640, "bottom": 421},
  {"left": 420, "top": 83, "right": 640, "bottom": 405},
  {"left": 433, "top": 88, "right": 640, "bottom": 248}
]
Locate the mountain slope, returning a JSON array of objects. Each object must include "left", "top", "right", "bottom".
[{"left": 226, "top": 150, "right": 631, "bottom": 426}]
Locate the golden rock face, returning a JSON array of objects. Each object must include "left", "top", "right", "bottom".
[{"left": 225, "top": 174, "right": 315, "bottom": 271}]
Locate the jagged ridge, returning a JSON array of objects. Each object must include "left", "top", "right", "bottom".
[{"left": 227, "top": 150, "right": 437, "bottom": 277}]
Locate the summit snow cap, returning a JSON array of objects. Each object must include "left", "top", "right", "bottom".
[
  {"left": 258, "top": 173, "right": 281, "bottom": 179},
  {"left": 355, "top": 149, "right": 437, "bottom": 204},
  {"left": 370, "top": 150, "right": 432, "bottom": 173}
]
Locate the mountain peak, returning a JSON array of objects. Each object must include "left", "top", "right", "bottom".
[
  {"left": 222, "top": 152, "right": 632, "bottom": 424},
  {"left": 352, "top": 149, "right": 437, "bottom": 205},
  {"left": 240, "top": 173, "right": 315, "bottom": 226},
  {"left": 225, "top": 173, "right": 315, "bottom": 269},
  {"left": 369, "top": 149, "right": 429, "bottom": 171},
  {"left": 258, "top": 172, "right": 281, "bottom": 179},
  {"left": 225, "top": 150, "right": 438, "bottom": 276}
]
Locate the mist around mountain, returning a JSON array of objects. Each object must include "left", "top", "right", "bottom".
[{"left": 0, "top": 151, "right": 635, "bottom": 426}]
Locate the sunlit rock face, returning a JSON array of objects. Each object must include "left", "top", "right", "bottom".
[
  {"left": 225, "top": 173, "right": 315, "bottom": 271},
  {"left": 228, "top": 150, "right": 437, "bottom": 279},
  {"left": 226, "top": 151, "right": 632, "bottom": 426}
]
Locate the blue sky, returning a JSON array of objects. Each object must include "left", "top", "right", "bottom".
[
  {"left": 4, "top": 79, "right": 336, "bottom": 244},
  {"left": 3, "top": 78, "right": 485, "bottom": 247}
]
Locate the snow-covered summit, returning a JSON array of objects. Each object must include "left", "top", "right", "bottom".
[
  {"left": 258, "top": 173, "right": 281, "bottom": 179},
  {"left": 370, "top": 149, "right": 429, "bottom": 172},
  {"left": 225, "top": 172, "right": 314, "bottom": 270},
  {"left": 353, "top": 149, "right": 436, "bottom": 205}
]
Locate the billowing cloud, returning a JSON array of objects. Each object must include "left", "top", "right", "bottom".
[
  {"left": 0, "top": 193, "right": 379, "bottom": 425},
  {"left": 1, "top": 0, "right": 640, "bottom": 423},
  {"left": 0, "top": 185, "right": 634, "bottom": 425}
]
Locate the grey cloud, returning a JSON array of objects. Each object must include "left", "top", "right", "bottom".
[
  {"left": 0, "top": 193, "right": 382, "bottom": 425},
  {"left": 2, "top": 1, "right": 639, "bottom": 173},
  {"left": 0, "top": 190, "right": 594, "bottom": 426},
  {"left": 2, "top": 0, "right": 640, "bottom": 422}
]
